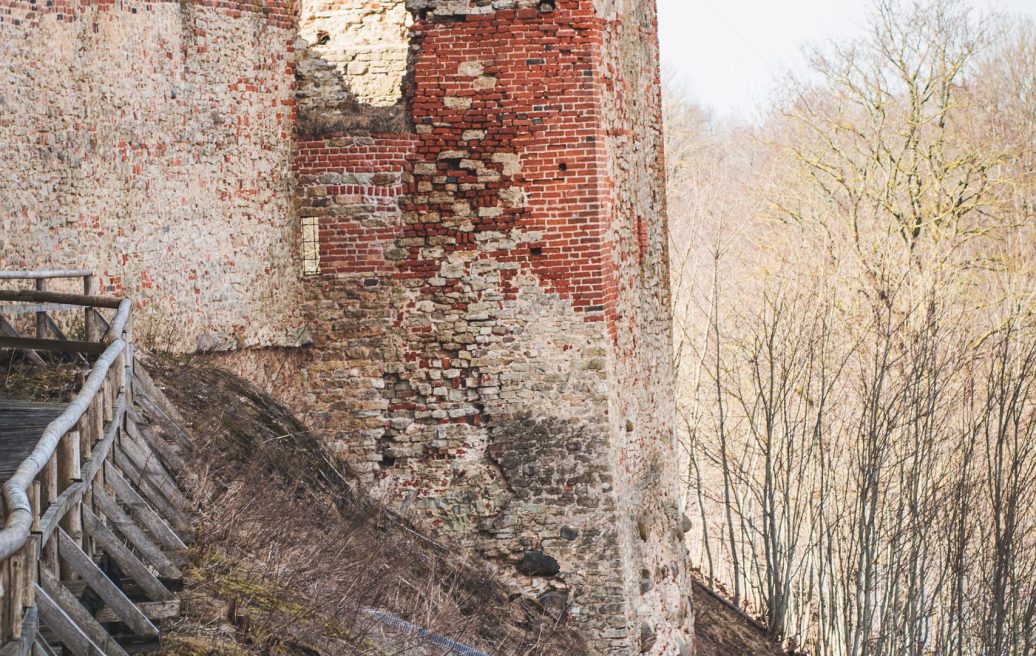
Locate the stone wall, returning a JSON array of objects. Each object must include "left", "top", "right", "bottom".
[
  {"left": 596, "top": 1, "right": 694, "bottom": 651},
  {"left": 299, "top": 0, "right": 410, "bottom": 107},
  {"left": 298, "top": 1, "right": 693, "bottom": 653},
  {"left": 1, "top": 0, "right": 693, "bottom": 651},
  {"left": 0, "top": 0, "right": 303, "bottom": 352}
]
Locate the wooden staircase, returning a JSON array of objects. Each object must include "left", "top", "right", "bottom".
[{"left": 0, "top": 271, "right": 191, "bottom": 656}]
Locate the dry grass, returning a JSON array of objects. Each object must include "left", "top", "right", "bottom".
[
  {"left": 691, "top": 579, "right": 788, "bottom": 656},
  {"left": 0, "top": 353, "right": 86, "bottom": 402},
  {"left": 147, "top": 355, "right": 592, "bottom": 656}
]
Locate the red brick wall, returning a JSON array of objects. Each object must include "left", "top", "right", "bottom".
[
  {"left": 298, "top": 1, "right": 692, "bottom": 653},
  {"left": 403, "top": 5, "right": 614, "bottom": 316},
  {"left": 297, "top": 135, "right": 417, "bottom": 275},
  {"left": 300, "top": 6, "right": 621, "bottom": 315}
]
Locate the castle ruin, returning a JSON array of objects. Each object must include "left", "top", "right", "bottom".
[{"left": 0, "top": 0, "right": 693, "bottom": 652}]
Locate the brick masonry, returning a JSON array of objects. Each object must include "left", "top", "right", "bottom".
[
  {"left": 1, "top": 0, "right": 694, "bottom": 652},
  {"left": 298, "top": 1, "right": 693, "bottom": 653}
]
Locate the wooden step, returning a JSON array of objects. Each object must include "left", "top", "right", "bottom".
[{"left": 95, "top": 600, "right": 180, "bottom": 625}]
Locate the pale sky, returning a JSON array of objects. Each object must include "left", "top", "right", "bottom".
[{"left": 658, "top": 0, "right": 1036, "bottom": 122}]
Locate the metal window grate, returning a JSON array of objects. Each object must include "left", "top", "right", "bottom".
[{"left": 302, "top": 217, "right": 320, "bottom": 276}]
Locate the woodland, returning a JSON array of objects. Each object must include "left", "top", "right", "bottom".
[{"left": 667, "top": 2, "right": 1036, "bottom": 654}]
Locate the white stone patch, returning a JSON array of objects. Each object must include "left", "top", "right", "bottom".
[
  {"left": 458, "top": 61, "right": 485, "bottom": 77},
  {"left": 444, "top": 96, "right": 473, "bottom": 110},
  {"left": 491, "top": 152, "right": 522, "bottom": 176}
]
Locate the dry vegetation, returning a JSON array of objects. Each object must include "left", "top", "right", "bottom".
[
  {"left": 144, "top": 355, "right": 591, "bottom": 656},
  {"left": 667, "top": 1, "right": 1036, "bottom": 655},
  {"left": 0, "top": 353, "right": 86, "bottom": 403}
]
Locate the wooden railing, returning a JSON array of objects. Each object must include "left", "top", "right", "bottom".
[
  {"left": 0, "top": 270, "right": 107, "bottom": 359},
  {"left": 0, "top": 272, "right": 186, "bottom": 655}
]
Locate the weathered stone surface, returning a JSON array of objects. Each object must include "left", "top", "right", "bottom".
[
  {"left": 295, "top": 0, "right": 409, "bottom": 136},
  {"left": 0, "top": 0, "right": 303, "bottom": 352},
  {"left": 681, "top": 514, "right": 694, "bottom": 535},
  {"left": 297, "top": 1, "right": 694, "bottom": 653},
  {"left": 641, "top": 622, "right": 658, "bottom": 653},
  {"left": 300, "top": 0, "right": 410, "bottom": 107},
  {"left": 2, "top": 0, "right": 694, "bottom": 653},
  {"left": 677, "top": 637, "right": 691, "bottom": 656},
  {"left": 538, "top": 590, "right": 571, "bottom": 621}
]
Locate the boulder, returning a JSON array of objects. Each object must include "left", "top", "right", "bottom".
[{"left": 517, "top": 550, "right": 560, "bottom": 577}]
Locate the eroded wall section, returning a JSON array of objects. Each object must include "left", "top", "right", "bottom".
[
  {"left": 298, "top": 1, "right": 692, "bottom": 653},
  {"left": 0, "top": 0, "right": 303, "bottom": 352},
  {"left": 299, "top": 0, "right": 411, "bottom": 107}
]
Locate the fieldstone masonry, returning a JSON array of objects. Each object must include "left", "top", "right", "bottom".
[
  {"left": 299, "top": 0, "right": 411, "bottom": 107},
  {"left": 2, "top": 0, "right": 693, "bottom": 653},
  {"left": 1, "top": 0, "right": 303, "bottom": 351}
]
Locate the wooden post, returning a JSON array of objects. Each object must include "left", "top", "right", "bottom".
[
  {"left": 57, "top": 431, "right": 82, "bottom": 579},
  {"left": 30, "top": 482, "right": 41, "bottom": 534},
  {"left": 9, "top": 553, "right": 23, "bottom": 639},
  {"left": 1, "top": 552, "right": 10, "bottom": 642},
  {"left": 83, "top": 275, "right": 98, "bottom": 343},
  {"left": 21, "top": 539, "right": 37, "bottom": 623},
  {"left": 40, "top": 456, "right": 58, "bottom": 579},
  {"left": 126, "top": 317, "right": 135, "bottom": 407},
  {"left": 123, "top": 327, "right": 133, "bottom": 407},
  {"left": 79, "top": 391, "right": 102, "bottom": 468},
  {"left": 34, "top": 280, "right": 46, "bottom": 340},
  {"left": 103, "top": 375, "right": 113, "bottom": 424},
  {"left": 78, "top": 404, "right": 96, "bottom": 564}
]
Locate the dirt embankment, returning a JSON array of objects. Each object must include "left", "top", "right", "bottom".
[
  {"left": 692, "top": 581, "right": 788, "bottom": 656},
  {"left": 145, "top": 354, "right": 591, "bottom": 656}
]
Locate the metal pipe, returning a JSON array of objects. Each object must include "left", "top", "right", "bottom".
[
  {"left": 0, "top": 299, "right": 131, "bottom": 561},
  {"left": 362, "top": 608, "right": 492, "bottom": 656}
]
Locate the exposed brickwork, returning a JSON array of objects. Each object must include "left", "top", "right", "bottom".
[
  {"left": 299, "top": 1, "right": 693, "bottom": 653},
  {"left": 297, "top": 135, "right": 417, "bottom": 274},
  {"left": 3, "top": 0, "right": 693, "bottom": 652},
  {"left": 403, "top": 4, "right": 612, "bottom": 317},
  {"left": 0, "top": 0, "right": 303, "bottom": 351}
]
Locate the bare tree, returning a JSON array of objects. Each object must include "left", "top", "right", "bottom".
[{"left": 667, "top": 3, "right": 1036, "bottom": 656}]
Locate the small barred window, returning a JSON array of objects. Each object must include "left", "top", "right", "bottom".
[{"left": 302, "top": 217, "right": 321, "bottom": 276}]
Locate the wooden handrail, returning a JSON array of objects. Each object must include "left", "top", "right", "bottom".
[
  {"left": 0, "top": 290, "right": 121, "bottom": 310},
  {"left": 0, "top": 304, "right": 88, "bottom": 316},
  {"left": 0, "top": 337, "right": 108, "bottom": 355},
  {"left": 0, "top": 299, "right": 131, "bottom": 561},
  {"left": 0, "top": 271, "right": 116, "bottom": 362},
  {"left": 0, "top": 270, "right": 92, "bottom": 281},
  {"left": 0, "top": 281, "right": 186, "bottom": 652}
]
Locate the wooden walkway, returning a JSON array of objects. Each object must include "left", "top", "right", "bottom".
[
  {"left": 0, "top": 271, "right": 191, "bottom": 656},
  {"left": 0, "top": 402, "right": 66, "bottom": 483}
]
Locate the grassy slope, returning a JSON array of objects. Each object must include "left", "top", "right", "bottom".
[{"left": 146, "top": 355, "right": 592, "bottom": 656}]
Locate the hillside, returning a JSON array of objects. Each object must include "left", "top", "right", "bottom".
[
  {"left": 138, "top": 354, "right": 591, "bottom": 656},
  {"left": 692, "top": 583, "right": 786, "bottom": 656}
]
